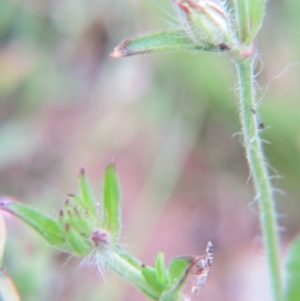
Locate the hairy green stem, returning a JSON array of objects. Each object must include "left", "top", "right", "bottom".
[
  {"left": 235, "top": 58, "right": 282, "bottom": 301},
  {"left": 105, "top": 250, "right": 160, "bottom": 300}
]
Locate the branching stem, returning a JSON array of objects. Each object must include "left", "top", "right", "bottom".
[{"left": 105, "top": 250, "right": 160, "bottom": 300}]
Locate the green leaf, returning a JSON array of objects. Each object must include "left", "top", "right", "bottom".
[
  {"left": 160, "top": 256, "right": 194, "bottom": 301},
  {"left": 61, "top": 199, "right": 94, "bottom": 236},
  {"left": 141, "top": 264, "right": 164, "bottom": 294},
  {"left": 65, "top": 224, "right": 93, "bottom": 257},
  {"left": 0, "top": 270, "right": 20, "bottom": 301},
  {"left": 110, "top": 29, "right": 222, "bottom": 58},
  {"left": 79, "top": 169, "right": 97, "bottom": 217},
  {"left": 102, "top": 163, "right": 121, "bottom": 241},
  {"left": 0, "top": 201, "right": 67, "bottom": 250},
  {"left": 155, "top": 252, "right": 168, "bottom": 285},
  {"left": 65, "top": 206, "right": 94, "bottom": 236},
  {"left": 248, "top": 0, "right": 267, "bottom": 40},
  {"left": 284, "top": 237, "right": 300, "bottom": 301},
  {"left": 168, "top": 255, "right": 194, "bottom": 288}
]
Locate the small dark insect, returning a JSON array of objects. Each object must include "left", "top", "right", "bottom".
[
  {"left": 191, "top": 241, "right": 213, "bottom": 295},
  {"left": 219, "top": 43, "right": 230, "bottom": 51},
  {"left": 251, "top": 108, "right": 265, "bottom": 129}
]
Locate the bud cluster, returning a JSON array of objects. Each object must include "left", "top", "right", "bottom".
[
  {"left": 0, "top": 165, "right": 121, "bottom": 260},
  {"left": 57, "top": 196, "right": 111, "bottom": 257}
]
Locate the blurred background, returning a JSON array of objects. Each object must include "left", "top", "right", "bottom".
[{"left": 0, "top": 0, "right": 300, "bottom": 300}]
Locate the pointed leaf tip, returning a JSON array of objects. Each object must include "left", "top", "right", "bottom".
[
  {"left": 102, "top": 164, "right": 121, "bottom": 241},
  {"left": 110, "top": 49, "right": 125, "bottom": 59},
  {"left": 1, "top": 201, "right": 67, "bottom": 250},
  {"left": 109, "top": 155, "right": 117, "bottom": 164},
  {"left": 156, "top": 252, "right": 168, "bottom": 285},
  {"left": 110, "top": 29, "right": 219, "bottom": 58},
  {"left": 141, "top": 265, "right": 164, "bottom": 293},
  {"left": 78, "top": 169, "right": 97, "bottom": 217}
]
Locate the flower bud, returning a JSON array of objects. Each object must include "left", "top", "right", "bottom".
[{"left": 174, "top": 0, "right": 234, "bottom": 49}]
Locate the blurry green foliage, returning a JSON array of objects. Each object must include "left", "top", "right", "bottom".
[{"left": 0, "top": 0, "right": 299, "bottom": 301}]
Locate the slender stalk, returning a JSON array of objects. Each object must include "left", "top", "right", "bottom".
[
  {"left": 235, "top": 58, "right": 282, "bottom": 301},
  {"left": 105, "top": 250, "right": 160, "bottom": 301}
]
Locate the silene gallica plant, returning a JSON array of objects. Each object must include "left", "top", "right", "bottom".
[
  {"left": 0, "top": 165, "right": 213, "bottom": 301},
  {"left": 1, "top": 1, "right": 300, "bottom": 301}
]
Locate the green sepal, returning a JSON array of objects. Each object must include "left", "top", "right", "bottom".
[
  {"left": 248, "top": 0, "right": 267, "bottom": 41},
  {"left": 110, "top": 29, "right": 223, "bottom": 58},
  {"left": 155, "top": 252, "right": 168, "bottom": 285},
  {"left": 67, "top": 194, "right": 85, "bottom": 210},
  {"left": 102, "top": 163, "right": 121, "bottom": 241},
  {"left": 141, "top": 264, "right": 164, "bottom": 294},
  {"left": 57, "top": 209, "right": 65, "bottom": 231},
  {"left": 284, "top": 237, "right": 300, "bottom": 301},
  {"left": 61, "top": 199, "right": 94, "bottom": 236},
  {"left": 66, "top": 206, "right": 94, "bottom": 236},
  {"left": 65, "top": 224, "right": 93, "bottom": 257},
  {"left": 79, "top": 169, "right": 97, "bottom": 217},
  {"left": 0, "top": 201, "right": 67, "bottom": 250}
]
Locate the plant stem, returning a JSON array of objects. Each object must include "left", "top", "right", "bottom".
[
  {"left": 235, "top": 58, "right": 282, "bottom": 301},
  {"left": 105, "top": 250, "right": 160, "bottom": 300}
]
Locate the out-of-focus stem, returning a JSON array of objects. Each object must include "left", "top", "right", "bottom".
[{"left": 235, "top": 58, "right": 282, "bottom": 301}]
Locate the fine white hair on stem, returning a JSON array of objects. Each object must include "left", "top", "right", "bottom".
[
  {"left": 232, "top": 131, "right": 245, "bottom": 147},
  {"left": 79, "top": 250, "right": 110, "bottom": 279},
  {"left": 268, "top": 176, "right": 285, "bottom": 190},
  {"left": 272, "top": 187, "right": 286, "bottom": 196},
  {"left": 243, "top": 139, "right": 274, "bottom": 186},
  {"left": 247, "top": 197, "right": 260, "bottom": 215},
  {"left": 245, "top": 152, "right": 286, "bottom": 202},
  {"left": 256, "top": 61, "right": 300, "bottom": 106},
  {"left": 265, "top": 160, "right": 281, "bottom": 175},
  {"left": 268, "top": 174, "right": 284, "bottom": 181},
  {"left": 58, "top": 253, "right": 74, "bottom": 270},
  {"left": 265, "top": 162, "right": 284, "bottom": 185},
  {"left": 260, "top": 138, "right": 271, "bottom": 145},
  {"left": 254, "top": 54, "right": 264, "bottom": 79},
  {"left": 246, "top": 169, "right": 253, "bottom": 185},
  {"left": 232, "top": 131, "right": 243, "bottom": 138}
]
